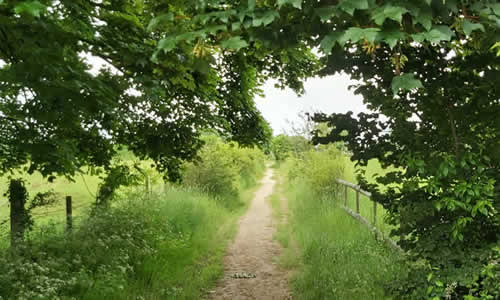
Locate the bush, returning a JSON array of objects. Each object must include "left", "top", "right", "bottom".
[
  {"left": 283, "top": 144, "right": 345, "bottom": 198},
  {"left": 182, "top": 135, "right": 265, "bottom": 209}
]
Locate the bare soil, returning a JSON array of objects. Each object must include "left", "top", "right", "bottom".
[{"left": 209, "top": 169, "right": 291, "bottom": 300}]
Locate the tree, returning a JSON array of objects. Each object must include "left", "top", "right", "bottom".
[{"left": 0, "top": 0, "right": 297, "bottom": 185}]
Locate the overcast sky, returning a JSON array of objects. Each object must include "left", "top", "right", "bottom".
[{"left": 255, "top": 74, "right": 370, "bottom": 135}]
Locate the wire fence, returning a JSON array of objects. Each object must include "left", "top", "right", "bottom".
[{"left": 0, "top": 198, "right": 94, "bottom": 244}]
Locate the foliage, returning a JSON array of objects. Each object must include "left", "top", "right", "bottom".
[
  {"left": 282, "top": 144, "right": 345, "bottom": 197},
  {"left": 311, "top": 35, "right": 500, "bottom": 297},
  {"left": 0, "top": 0, "right": 283, "bottom": 188},
  {"left": 271, "top": 134, "right": 311, "bottom": 162},
  {"left": 0, "top": 186, "right": 236, "bottom": 299},
  {"left": 95, "top": 164, "right": 142, "bottom": 206},
  {"left": 182, "top": 135, "right": 265, "bottom": 209}
]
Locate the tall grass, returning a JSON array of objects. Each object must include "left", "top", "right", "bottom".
[
  {"left": 282, "top": 181, "right": 406, "bottom": 299},
  {"left": 276, "top": 145, "right": 406, "bottom": 299},
  {"left": 0, "top": 185, "right": 251, "bottom": 299}
]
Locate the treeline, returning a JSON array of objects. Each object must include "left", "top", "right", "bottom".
[{"left": 0, "top": 135, "right": 266, "bottom": 299}]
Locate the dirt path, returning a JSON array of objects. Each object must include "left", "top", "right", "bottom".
[{"left": 209, "top": 168, "right": 291, "bottom": 300}]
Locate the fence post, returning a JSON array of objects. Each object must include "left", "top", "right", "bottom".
[
  {"left": 373, "top": 201, "right": 377, "bottom": 224},
  {"left": 344, "top": 185, "right": 348, "bottom": 206},
  {"left": 9, "top": 179, "right": 28, "bottom": 248},
  {"left": 356, "top": 190, "right": 360, "bottom": 214},
  {"left": 66, "top": 196, "right": 72, "bottom": 232}
]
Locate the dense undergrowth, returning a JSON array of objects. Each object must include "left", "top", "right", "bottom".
[
  {"left": 276, "top": 144, "right": 407, "bottom": 299},
  {"left": 0, "top": 136, "right": 266, "bottom": 299}
]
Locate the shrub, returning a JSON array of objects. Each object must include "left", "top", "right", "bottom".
[
  {"left": 182, "top": 135, "right": 265, "bottom": 209},
  {"left": 283, "top": 144, "right": 345, "bottom": 198}
]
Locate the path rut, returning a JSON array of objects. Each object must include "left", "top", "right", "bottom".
[{"left": 209, "top": 168, "right": 291, "bottom": 300}]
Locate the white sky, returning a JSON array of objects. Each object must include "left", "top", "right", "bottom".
[{"left": 255, "top": 74, "right": 370, "bottom": 135}]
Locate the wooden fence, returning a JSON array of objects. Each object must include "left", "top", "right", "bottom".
[{"left": 336, "top": 179, "right": 401, "bottom": 251}]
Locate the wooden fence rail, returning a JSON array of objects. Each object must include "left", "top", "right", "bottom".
[{"left": 335, "top": 179, "right": 401, "bottom": 252}]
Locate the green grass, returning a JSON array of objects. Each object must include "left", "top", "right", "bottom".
[
  {"left": 0, "top": 180, "right": 259, "bottom": 299},
  {"left": 275, "top": 178, "right": 406, "bottom": 300},
  {"left": 0, "top": 171, "right": 102, "bottom": 225}
]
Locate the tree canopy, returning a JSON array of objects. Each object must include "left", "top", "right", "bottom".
[{"left": 0, "top": 0, "right": 297, "bottom": 181}]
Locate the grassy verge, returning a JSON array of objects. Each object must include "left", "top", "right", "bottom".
[
  {"left": 0, "top": 179, "right": 260, "bottom": 299},
  {"left": 273, "top": 176, "right": 406, "bottom": 299}
]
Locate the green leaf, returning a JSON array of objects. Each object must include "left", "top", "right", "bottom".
[
  {"left": 277, "top": 0, "right": 302, "bottom": 9},
  {"left": 342, "top": 27, "right": 380, "bottom": 44},
  {"left": 414, "top": 7, "right": 433, "bottom": 30},
  {"left": 231, "top": 22, "right": 241, "bottom": 31},
  {"left": 338, "top": 0, "right": 369, "bottom": 15},
  {"left": 315, "top": 6, "right": 339, "bottom": 22},
  {"left": 427, "top": 25, "right": 455, "bottom": 43},
  {"left": 412, "top": 25, "right": 454, "bottom": 43},
  {"left": 221, "top": 36, "right": 249, "bottom": 50},
  {"left": 371, "top": 5, "right": 409, "bottom": 25},
  {"left": 462, "top": 20, "right": 485, "bottom": 36},
  {"left": 248, "top": 0, "right": 256, "bottom": 11},
  {"left": 158, "top": 37, "right": 178, "bottom": 53},
  {"left": 256, "top": 10, "right": 279, "bottom": 27},
  {"left": 14, "top": 1, "right": 46, "bottom": 17},
  {"left": 391, "top": 73, "right": 423, "bottom": 94},
  {"left": 491, "top": 3, "right": 500, "bottom": 16},
  {"left": 381, "top": 29, "right": 404, "bottom": 49},
  {"left": 147, "top": 13, "right": 174, "bottom": 32},
  {"left": 320, "top": 32, "right": 343, "bottom": 53}
]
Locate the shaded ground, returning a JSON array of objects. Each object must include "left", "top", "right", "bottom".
[{"left": 209, "top": 169, "right": 291, "bottom": 300}]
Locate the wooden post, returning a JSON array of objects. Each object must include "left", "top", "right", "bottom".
[
  {"left": 9, "top": 179, "right": 27, "bottom": 248},
  {"left": 356, "top": 190, "right": 360, "bottom": 214},
  {"left": 344, "top": 185, "right": 348, "bottom": 207},
  {"left": 373, "top": 201, "right": 377, "bottom": 225},
  {"left": 66, "top": 196, "right": 72, "bottom": 231}
]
